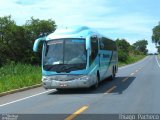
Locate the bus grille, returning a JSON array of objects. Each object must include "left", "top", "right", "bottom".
[{"left": 49, "top": 75, "right": 84, "bottom": 81}]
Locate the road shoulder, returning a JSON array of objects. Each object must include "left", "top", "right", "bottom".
[{"left": 0, "top": 86, "right": 50, "bottom": 106}]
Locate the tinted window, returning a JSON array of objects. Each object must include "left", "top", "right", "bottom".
[
  {"left": 90, "top": 37, "right": 98, "bottom": 65},
  {"left": 100, "top": 37, "right": 117, "bottom": 51},
  {"left": 43, "top": 38, "right": 87, "bottom": 72}
]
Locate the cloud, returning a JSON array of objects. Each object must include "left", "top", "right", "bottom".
[
  {"left": 15, "top": 0, "right": 41, "bottom": 5},
  {"left": 0, "top": 0, "right": 159, "bottom": 53}
]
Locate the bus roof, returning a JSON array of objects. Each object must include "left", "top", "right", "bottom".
[{"left": 46, "top": 26, "right": 101, "bottom": 40}]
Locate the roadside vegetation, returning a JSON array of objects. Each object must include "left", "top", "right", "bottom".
[
  {"left": 118, "top": 55, "right": 146, "bottom": 67},
  {"left": 0, "top": 63, "right": 41, "bottom": 93},
  {"left": 116, "top": 39, "right": 148, "bottom": 67},
  {"left": 0, "top": 16, "right": 55, "bottom": 93},
  {"left": 152, "top": 22, "right": 160, "bottom": 53},
  {"left": 0, "top": 16, "right": 149, "bottom": 93}
]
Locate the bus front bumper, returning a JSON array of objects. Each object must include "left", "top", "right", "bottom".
[{"left": 42, "top": 75, "right": 94, "bottom": 89}]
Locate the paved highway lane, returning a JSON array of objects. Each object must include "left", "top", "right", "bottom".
[{"left": 0, "top": 55, "right": 160, "bottom": 119}]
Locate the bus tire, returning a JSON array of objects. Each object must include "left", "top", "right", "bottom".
[
  {"left": 92, "top": 72, "right": 100, "bottom": 89},
  {"left": 110, "top": 67, "right": 115, "bottom": 80},
  {"left": 56, "top": 88, "right": 64, "bottom": 91}
]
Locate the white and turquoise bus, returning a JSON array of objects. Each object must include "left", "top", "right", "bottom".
[{"left": 33, "top": 26, "right": 118, "bottom": 90}]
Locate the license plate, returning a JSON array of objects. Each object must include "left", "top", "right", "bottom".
[{"left": 59, "top": 82, "right": 67, "bottom": 87}]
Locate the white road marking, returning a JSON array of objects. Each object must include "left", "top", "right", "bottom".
[
  {"left": 156, "top": 56, "right": 160, "bottom": 68},
  {"left": 0, "top": 89, "right": 54, "bottom": 107},
  {"left": 135, "top": 70, "right": 139, "bottom": 72},
  {"left": 119, "top": 56, "right": 148, "bottom": 70},
  {"left": 130, "top": 73, "right": 135, "bottom": 76}
]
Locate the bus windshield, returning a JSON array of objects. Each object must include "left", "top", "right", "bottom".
[{"left": 43, "top": 38, "right": 87, "bottom": 72}]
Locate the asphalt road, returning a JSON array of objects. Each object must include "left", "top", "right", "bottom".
[{"left": 0, "top": 55, "right": 160, "bottom": 120}]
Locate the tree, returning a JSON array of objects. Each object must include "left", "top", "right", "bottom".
[
  {"left": 152, "top": 22, "right": 160, "bottom": 46},
  {"left": 132, "top": 40, "right": 148, "bottom": 55},
  {"left": 116, "top": 39, "right": 131, "bottom": 53},
  {"left": 0, "top": 16, "right": 57, "bottom": 66},
  {"left": 115, "top": 39, "right": 131, "bottom": 62},
  {"left": 0, "top": 15, "right": 20, "bottom": 65},
  {"left": 25, "top": 17, "right": 56, "bottom": 40},
  {"left": 157, "top": 46, "right": 160, "bottom": 53},
  {"left": 23, "top": 17, "right": 57, "bottom": 64}
]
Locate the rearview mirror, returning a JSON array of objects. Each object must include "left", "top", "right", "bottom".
[{"left": 33, "top": 37, "right": 46, "bottom": 52}]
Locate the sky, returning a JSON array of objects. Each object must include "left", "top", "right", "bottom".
[{"left": 0, "top": 0, "right": 160, "bottom": 53}]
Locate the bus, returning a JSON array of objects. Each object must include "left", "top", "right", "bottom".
[{"left": 33, "top": 26, "right": 118, "bottom": 90}]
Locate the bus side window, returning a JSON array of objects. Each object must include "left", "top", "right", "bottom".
[
  {"left": 90, "top": 37, "right": 98, "bottom": 65},
  {"left": 99, "top": 38, "right": 104, "bottom": 50}
]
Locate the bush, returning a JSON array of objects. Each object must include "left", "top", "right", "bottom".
[{"left": 118, "top": 50, "right": 128, "bottom": 62}]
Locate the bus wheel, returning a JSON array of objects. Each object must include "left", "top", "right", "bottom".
[
  {"left": 110, "top": 67, "right": 115, "bottom": 80},
  {"left": 56, "top": 88, "right": 64, "bottom": 91},
  {"left": 92, "top": 74, "right": 100, "bottom": 89}
]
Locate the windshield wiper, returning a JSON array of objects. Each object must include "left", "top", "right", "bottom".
[
  {"left": 58, "top": 66, "right": 81, "bottom": 73},
  {"left": 44, "top": 64, "right": 86, "bottom": 72},
  {"left": 43, "top": 64, "right": 65, "bottom": 71},
  {"left": 56, "top": 64, "right": 86, "bottom": 73}
]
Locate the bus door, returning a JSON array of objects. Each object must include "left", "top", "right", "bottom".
[
  {"left": 99, "top": 38, "right": 106, "bottom": 80},
  {"left": 90, "top": 36, "right": 99, "bottom": 69},
  {"left": 90, "top": 36, "right": 103, "bottom": 80}
]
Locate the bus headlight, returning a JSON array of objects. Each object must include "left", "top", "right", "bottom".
[
  {"left": 42, "top": 76, "right": 48, "bottom": 81},
  {"left": 78, "top": 75, "right": 90, "bottom": 81}
]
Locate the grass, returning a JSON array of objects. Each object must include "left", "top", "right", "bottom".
[
  {"left": 0, "top": 55, "right": 146, "bottom": 93},
  {"left": 118, "top": 55, "right": 146, "bottom": 67},
  {"left": 0, "top": 63, "right": 41, "bottom": 93}
]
